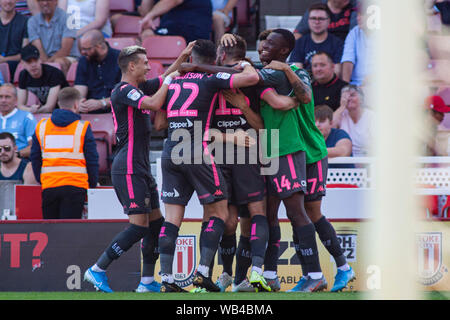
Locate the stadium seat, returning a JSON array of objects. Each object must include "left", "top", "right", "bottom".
[
  {"left": 66, "top": 61, "right": 78, "bottom": 86},
  {"left": 146, "top": 60, "right": 165, "bottom": 79},
  {"left": 0, "top": 62, "right": 11, "bottom": 83},
  {"left": 426, "top": 60, "right": 450, "bottom": 85},
  {"left": 26, "top": 91, "right": 40, "bottom": 106},
  {"left": 81, "top": 113, "right": 116, "bottom": 175},
  {"left": 110, "top": 0, "right": 134, "bottom": 15},
  {"left": 142, "top": 35, "right": 186, "bottom": 65},
  {"left": 106, "top": 37, "right": 137, "bottom": 50},
  {"left": 13, "top": 62, "right": 61, "bottom": 86},
  {"left": 427, "top": 12, "right": 442, "bottom": 33},
  {"left": 33, "top": 113, "right": 52, "bottom": 123},
  {"left": 113, "top": 15, "right": 141, "bottom": 37}
]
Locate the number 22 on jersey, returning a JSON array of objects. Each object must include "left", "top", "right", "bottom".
[{"left": 167, "top": 82, "right": 199, "bottom": 118}]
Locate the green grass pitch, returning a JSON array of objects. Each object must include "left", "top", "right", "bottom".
[{"left": 0, "top": 291, "right": 447, "bottom": 300}]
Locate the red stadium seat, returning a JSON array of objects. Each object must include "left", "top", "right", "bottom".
[
  {"left": 146, "top": 60, "right": 165, "bottom": 79},
  {"left": 81, "top": 113, "right": 116, "bottom": 175},
  {"left": 66, "top": 61, "right": 78, "bottom": 86},
  {"left": 110, "top": 0, "right": 134, "bottom": 15},
  {"left": 26, "top": 91, "right": 40, "bottom": 106},
  {"left": 113, "top": 15, "right": 141, "bottom": 37},
  {"left": 418, "top": 184, "right": 439, "bottom": 218},
  {"left": 142, "top": 35, "right": 186, "bottom": 65},
  {"left": 0, "top": 62, "right": 11, "bottom": 83},
  {"left": 33, "top": 113, "right": 52, "bottom": 123},
  {"left": 106, "top": 37, "right": 137, "bottom": 50},
  {"left": 13, "top": 62, "right": 61, "bottom": 86}
]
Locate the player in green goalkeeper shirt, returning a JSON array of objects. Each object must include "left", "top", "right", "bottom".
[{"left": 256, "top": 29, "right": 355, "bottom": 292}]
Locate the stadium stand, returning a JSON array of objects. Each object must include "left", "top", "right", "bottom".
[
  {"left": 112, "top": 15, "right": 141, "bottom": 37},
  {"left": 66, "top": 62, "right": 78, "bottom": 87},
  {"left": 110, "top": 0, "right": 134, "bottom": 16},
  {"left": 142, "top": 35, "right": 187, "bottom": 65},
  {"left": 0, "top": 63, "right": 11, "bottom": 83},
  {"left": 81, "top": 113, "right": 115, "bottom": 176},
  {"left": 106, "top": 37, "right": 137, "bottom": 50},
  {"left": 146, "top": 60, "right": 165, "bottom": 79}
]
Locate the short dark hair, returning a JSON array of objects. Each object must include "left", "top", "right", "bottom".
[
  {"left": 314, "top": 104, "right": 334, "bottom": 122},
  {"left": 258, "top": 29, "right": 273, "bottom": 41},
  {"left": 218, "top": 34, "right": 247, "bottom": 60},
  {"left": 118, "top": 45, "right": 147, "bottom": 73},
  {"left": 0, "top": 132, "right": 16, "bottom": 145},
  {"left": 311, "top": 51, "right": 334, "bottom": 64},
  {"left": 308, "top": 2, "right": 331, "bottom": 18},
  {"left": 271, "top": 28, "right": 296, "bottom": 54},
  {"left": 191, "top": 39, "right": 217, "bottom": 65},
  {"left": 58, "top": 87, "right": 81, "bottom": 109}
]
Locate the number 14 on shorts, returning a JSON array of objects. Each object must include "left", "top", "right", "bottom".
[{"left": 273, "top": 175, "right": 302, "bottom": 193}]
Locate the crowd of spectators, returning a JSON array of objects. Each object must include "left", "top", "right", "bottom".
[{"left": 1, "top": 0, "right": 447, "bottom": 195}]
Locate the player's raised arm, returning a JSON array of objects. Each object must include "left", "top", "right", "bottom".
[
  {"left": 222, "top": 89, "right": 264, "bottom": 130},
  {"left": 263, "top": 60, "right": 312, "bottom": 104},
  {"left": 162, "top": 40, "right": 197, "bottom": 78},
  {"left": 139, "top": 70, "right": 180, "bottom": 111}
]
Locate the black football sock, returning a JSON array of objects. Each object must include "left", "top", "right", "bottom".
[
  {"left": 293, "top": 223, "right": 322, "bottom": 273},
  {"left": 200, "top": 221, "right": 215, "bottom": 277},
  {"left": 292, "top": 230, "right": 308, "bottom": 276},
  {"left": 249, "top": 215, "right": 269, "bottom": 269},
  {"left": 141, "top": 217, "right": 164, "bottom": 277},
  {"left": 263, "top": 225, "right": 281, "bottom": 273},
  {"left": 234, "top": 235, "right": 252, "bottom": 284},
  {"left": 219, "top": 233, "right": 236, "bottom": 276},
  {"left": 158, "top": 222, "right": 179, "bottom": 280},
  {"left": 314, "top": 216, "right": 346, "bottom": 267},
  {"left": 97, "top": 223, "right": 148, "bottom": 270},
  {"left": 198, "top": 217, "right": 225, "bottom": 276}
]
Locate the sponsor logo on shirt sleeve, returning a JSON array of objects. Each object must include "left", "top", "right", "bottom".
[
  {"left": 127, "top": 89, "right": 142, "bottom": 101},
  {"left": 216, "top": 72, "right": 231, "bottom": 80}
]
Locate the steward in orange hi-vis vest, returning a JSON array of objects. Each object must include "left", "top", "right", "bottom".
[
  {"left": 30, "top": 102, "right": 99, "bottom": 219},
  {"left": 35, "top": 118, "right": 89, "bottom": 190}
]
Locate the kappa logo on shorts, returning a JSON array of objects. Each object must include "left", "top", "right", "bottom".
[
  {"left": 129, "top": 202, "right": 139, "bottom": 209},
  {"left": 417, "top": 232, "right": 448, "bottom": 286},
  {"left": 173, "top": 235, "right": 197, "bottom": 288},
  {"left": 213, "top": 189, "right": 223, "bottom": 196}
]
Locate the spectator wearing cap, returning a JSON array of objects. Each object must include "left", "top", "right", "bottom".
[
  {"left": 27, "top": 0, "right": 79, "bottom": 75},
  {"left": 311, "top": 51, "right": 348, "bottom": 111},
  {"left": 289, "top": 3, "right": 344, "bottom": 73},
  {"left": 74, "top": 30, "right": 121, "bottom": 114},
  {"left": 424, "top": 95, "right": 450, "bottom": 156},
  {"left": 0, "top": 83, "right": 36, "bottom": 158},
  {"left": 333, "top": 84, "right": 374, "bottom": 156},
  {"left": 17, "top": 44, "right": 69, "bottom": 114},
  {"left": 0, "top": 0, "right": 29, "bottom": 80}
]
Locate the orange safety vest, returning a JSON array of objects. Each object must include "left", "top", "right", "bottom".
[{"left": 35, "top": 118, "right": 90, "bottom": 190}]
